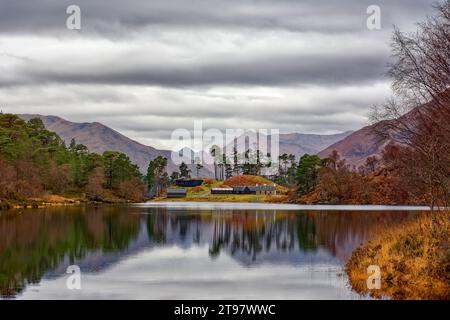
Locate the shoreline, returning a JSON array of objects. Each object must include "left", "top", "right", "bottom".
[
  {"left": 0, "top": 195, "right": 144, "bottom": 211},
  {"left": 1, "top": 196, "right": 433, "bottom": 211},
  {"left": 143, "top": 201, "right": 432, "bottom": 211},
  {"left": 345, "top": 211, "right": 450, "bottom": 300}
]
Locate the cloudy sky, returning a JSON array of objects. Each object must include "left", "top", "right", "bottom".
[{"left": 0, "top": 0, "right": 436, "bottom": 150}]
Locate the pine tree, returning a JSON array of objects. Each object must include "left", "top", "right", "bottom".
[{"left": 179, "top": 161, "right": 191, "bottom": 179}]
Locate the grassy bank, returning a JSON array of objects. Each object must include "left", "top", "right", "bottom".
[
  {"left": 0, "top": 195, "right": 82, "bottom": 210},
  {"left": 346, "top": 212, "right": 450, "bottom": 300},
  {"left": 0, "top": 192, "right": 140, "bottom": 210}
]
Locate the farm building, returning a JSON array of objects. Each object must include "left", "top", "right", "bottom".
[
  {"left": 175, "top": 179, "right": 203, "bottom": 187},
  {"left": 211, "top": 188, "right": 234, "bottom": 194},
  {"left": 232, "top": 186, "right": 254, "bottom": 194},
  {"left": 211, "top": 185, "right": 277, "bottom": 195},
  {"left": 167, "top": 188, "right": 187, "bottom": 198},
  {"left": 254, "top": 185, "right": 276, "bottom": 195}
]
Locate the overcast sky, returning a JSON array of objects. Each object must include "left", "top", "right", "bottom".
[{"left": 0, "top": 0, "right": 436, "bottom": 150}]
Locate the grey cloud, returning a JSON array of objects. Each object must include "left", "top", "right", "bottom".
[
  {"left": 11, "top": 52, "right": 388, "bottom": 88},
  {"left": 0, "top": 0, "right": 435, "bottom": 36},
  {"left": 0, "top": 0, "right": 439, "bottom": 148}
]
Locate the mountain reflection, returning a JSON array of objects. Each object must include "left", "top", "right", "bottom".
[{"left": 0, "top": 205, "right": 416, "bottom": 297}]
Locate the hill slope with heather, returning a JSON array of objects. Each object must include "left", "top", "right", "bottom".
[
  {"left": 318, "top": 123, "right": 389, "bottom": 167},
  {"left": 317, "top": 103, "right": 428, "bottom": 167}
]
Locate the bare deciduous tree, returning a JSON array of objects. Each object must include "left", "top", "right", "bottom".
[{"left": 371, "top": 2, "right": 450, "bottom": 209}]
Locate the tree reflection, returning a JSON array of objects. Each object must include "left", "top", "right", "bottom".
[
  {"left": 0, "top": 206, "right": 140, "bottom": 297},
  {"left": 145, "top": 209, "right": 414, "bottom": 262},
  {"left": 0, "top": 206, "right": 415, "bottom": 298}
]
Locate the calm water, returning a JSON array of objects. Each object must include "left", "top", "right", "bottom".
[{"left": 0, "top": 202, "right": 423, "bottom": 300}]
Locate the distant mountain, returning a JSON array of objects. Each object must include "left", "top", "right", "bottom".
[
  {"left": 18, "top": 114, "right": 352, "bottom": 175},
  {"left": 318, "top": 123, "right": 389, "bottom": 167},
  {"left": 18, "top": 114, "right": 212, "bottom": 176},
  {"left": 317, "top": 102, "right": 430, "bottom": 167},
  {"left": 278, "top": 131, "right": 353, "bottom": 157},
  {"left": 224, "top": 130, "right": 352, "bottom": 159}
]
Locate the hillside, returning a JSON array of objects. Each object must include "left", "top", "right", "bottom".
[
  {"left": 224, "top": 130, "right": 352, "bottom": 159},
  {"left": 318, "top": 123, "right": 389, "bottom": 167},
  {"left": 0, "top": 114, "right": 147, "bottom": 206},
  {"left": 223, "top": 175, "right": 288, "bottom": 194},
  {"left": 18, "top": 114, "right": 351, "bottom": 175},
  {"left": 18, "top": 114, "right": 211, "bottom": 176},
  {"left": 317, "top": 103, "right": 428, "bottom": 167},
  {"left": 278, "top": 131, "right": 352, "bottom": 156}
]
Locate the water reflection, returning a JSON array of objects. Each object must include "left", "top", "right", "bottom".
[{"left": 0, "top": 205, "right": 417, "bottom": 299}]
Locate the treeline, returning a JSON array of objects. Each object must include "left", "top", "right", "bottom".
[
  {"left": 146, "top": 151, "right": 299, "bottom": 198},
  {"left": 294, "top": 151, "right": 420, "bottom": 205},
  {"left": 0, "top": 114, "right": 146, "bottom": 203},
  {"left": 146, "top": 157, "right": 197, "bottom": 197},
  {"left": 296, "top": 2, "right": 450, "bottom": 208},
  {"left": 0, "top": 207, "right": 142, "bottom": 297}
]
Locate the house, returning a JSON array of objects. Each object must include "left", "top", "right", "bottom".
[
  {"left": 231, "top": 185, "right": 277, "bottom": 195},
  {"left": 255, "top": 185, "right": 276, "bottom": 195},
  {"left": 167, "top": 188, "right": 187, "bottom": 198},
  {"left": 232, "top": 186, "right": 255, "bottom": 194},
  {"left": 175, "top": 179, "right": 203, "bottom": 187},
  {"left": 211, "top": 188, "right": 234, "bottom": 194}
]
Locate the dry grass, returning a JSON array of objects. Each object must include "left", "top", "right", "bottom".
[
  {"left": 264, "top": 195, "right": 289, "bottom": 203},
  {"left": 346, "top": 211, "right": 450, "bottom": 300},
  {"left": 189, "top": 186, "right": 204, "bottom": 193}
]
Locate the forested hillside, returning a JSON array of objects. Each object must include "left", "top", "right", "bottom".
[
  {"left": 0, "top": 114, "right": 146, "bottom": 206},
  {"left": 18, "top": 114, "right": 213, "bottom": 176}
]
